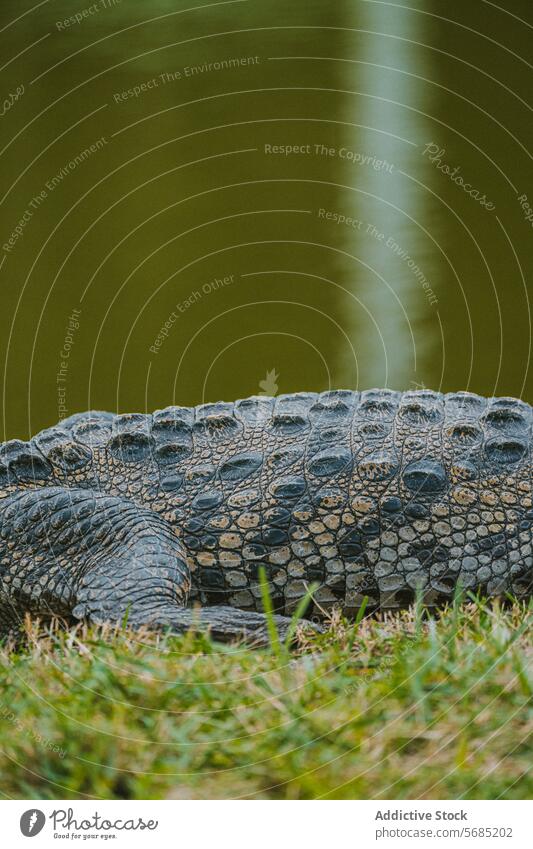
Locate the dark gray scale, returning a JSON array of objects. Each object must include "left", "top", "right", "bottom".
[
  {"left": 263, "top": 400, "right": 312, "bottom": 609},
  {"left": 67, "top": 414, "right": 116, "bottom": 494},
  {"left": 61, "top": 409, "right": 115, "bottom": 432},
  {"left": 263, "top": 400, "right": 309, "bottom": 487},
  {"left": 217, "top": 449, "right": 265, "bottom": 579},
  {"left": 307, "top": 389, "right": 358, "bottom": 498},
  {"left": 234, "top": 395, "right": 275, "bottom": 427},
  {"left": 270, "top": 475, "right": 307, "bottom": 501},
  {"left": 511, "top": 522, "right": 533, "bottom": 598},
  {"left": 261, "top": 504, "right": 291, "bottom": 550},
  {"left": 299, "top": 395, "right": 358, "bottom": 611},
  {"left": 0, "top": 439, "right": 53, "bottom": 487},
  {"left": 482, "top": 398, "right": 530, "bottom": 467},
  {"left": 152, "top": 406, "right": 194, "bottom": 493},
  {"left": 101, "top": 414, "right": 160, "bottom": 502},
  {"left": 443, "top": 391, "right": 484, "bottom": 482},
  {"left": 341, "top": 392, "right": 399, "bottom": 611},
  {"left": 355, "top": 390, "right": 398, "bottom": 448},
  {"left": 309, "top": 389, "right": 358, "bottom": 428},
  {"left": 479, "top": 399, "right": 533, "bottom": 598},
  {"left": 444, "top": 394, "right": 500, "bottom": 599},
  {"left": 226, "top": 398, "right": 276, "bottom": 603},
  {"left": 445, "top": 392, "right": 487, "bottom": 420},
  {"left": 257, "top": 459, "right": 300, "bottom": 602},
  {"left": 399, "top": 388, "right": 444, "bottom": 413},
  {"left": 397, "top": 390, "right": 444, "bottom": 428},
  {"left": 357, "top": 388, "right": 401, "bottom": 421},
  {"left": 183, "top": 401, "right": 227, "bottom": 518},
  {"left": 248, "top": 400, "right": 308, "bottom": 610},
  {"left": 353, "top": 391, "right": 400, "bottom": 495},
  {"left": 484, "top": 437, "right": 528, "bottom": 465},
  {"left": 230, "top": 399, "right": 277, "bottom": 602},
  {"left": 185, "top": 411, "right": 243, "bottom": 573},
  {"left": 402, "top": 459, "right": 447, "bottom": 495},
  {"left": 70, "top": 413, "right": 114, "bottom": 449},
  {"left": 32, "top": 427, "right": 93, "bottom": 485},
  {"left": 401, "top": 457, "right": 452, "bottom": 602},
  {"left": 183, "top": 463, "right": 219, "bottom": 526},
  {"left": 231, "top": 397, "right": 273, "bottom": 494},
  {"left": 107, "top": 414, "right": 154, "bottom": 464},
  {"left": 517, "top": 405, "right": 533, "bottom": 598},
  {"left": 183, "top": 408, "right": 250, "bottom": 598},
  {"left": 338, "top": 392, "right": 398, "bottom": 608},
  {"left": 193, "top": 402, "right": 242, "bottom": 442},
  {"left": 307, "top": 448, "right": 351, "bottom": 479},
  {"left": 443, "top": 380, "right": 483, "bottom": 610},
  {"left": 191, "top": 489, "right": 224, "bottom": 514},
  {"left": 444, "top": 394, "right": 485, "bottom": 458},
  {"left": 445, "top": 421, "right": 484, "bottom": 452},
  {"left": 306, "top": 392, "right": 357, "bottom": 476},
  {"left": 386, "top": 391, "right": 449, "bottom": 606},
  {"left": 355, "top": 389, "right": 400, "bottom": 438},
  {"left": 482, "top": 398, "right": 530, "bottom": 436},
  {"left": 265, "top": 445, "right": 305, "bottom": 476},
  {"left": 269, "top": 392, "right": 317, "bottom": 437},
  {"left": 152, "top": 406, "right": 194, "bottom": 441},
  {"left": 356, "top": 450, "right": 399, "bottom": 484},
  {"left": 354, "top": 444, "right": 402, "bottom": 606},
  {"left": 185, "top": 472, "right": 225, "bottom": 566},
  {"left": 395, "top": 392, "right": 446, "bottom": 489},
  {"left": 218, "top": 451, "right": 263, "bottom": 483},
  {"left": 264, "top": 396, "right": 314, "bottom": 493},
  {"left": 445, "top": 410, "right": 483, "bottom": 611}
]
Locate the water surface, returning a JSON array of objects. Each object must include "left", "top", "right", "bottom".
[{"left": 0, "top": 0, "right": 531, "bottom": 439}]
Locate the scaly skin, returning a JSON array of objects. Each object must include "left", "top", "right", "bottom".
[{"left": 0, "top": 389, "right": 532, "bottom": 642}]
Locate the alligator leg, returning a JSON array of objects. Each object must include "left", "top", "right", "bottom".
[
  {"left": 0, "top": 487, "right": 305, "bottom": 645},
  {"left": 141, "top": 604, "right": 313, "bottom": 646},
  {"left": 0, "top": 487, "right": 190, "bottom": 638}
]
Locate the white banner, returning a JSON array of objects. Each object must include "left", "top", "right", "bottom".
[{"left": 1, "top": 800, "right": 531, "bottom": 848}]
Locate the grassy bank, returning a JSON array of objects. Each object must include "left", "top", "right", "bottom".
[{"left": 0, "top": 600, "right": 531, "bottom": 800}]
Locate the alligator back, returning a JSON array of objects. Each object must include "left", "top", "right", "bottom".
[{"left": 0, "top": 389, "right": 531, "bottom": 616}]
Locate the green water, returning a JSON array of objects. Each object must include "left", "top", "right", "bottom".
[{"left": 1, "top": 0, "right": 531, "bottom": 440}]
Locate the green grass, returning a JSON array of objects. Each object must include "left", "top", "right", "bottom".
[{"left": 0, "top": 599, "right": 531, "bottom": 800}]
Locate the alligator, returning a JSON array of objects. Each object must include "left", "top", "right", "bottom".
[{"left": 0, "top": 389, "right": 532, "bottom": 643}]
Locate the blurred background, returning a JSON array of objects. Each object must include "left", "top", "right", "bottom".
[{"left": 0, "top": 0, "right": 531, "bottom": 439}]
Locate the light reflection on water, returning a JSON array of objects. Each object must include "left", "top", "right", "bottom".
[{"left": 336, "top": 0, "right": 436, "bottom": 390}]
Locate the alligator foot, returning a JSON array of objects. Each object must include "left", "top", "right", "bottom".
[
  {"left": 143, "top": 605, "right": 321, "bottom": 647},
  {"left": 0, "top": 486, "right": 320, "bottom": 648},
  {"left": 0, "top": 487, "right": 192, "bottom": 638}
]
